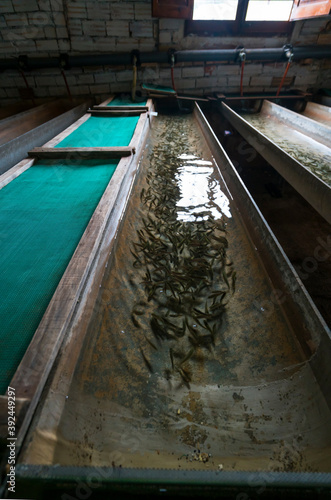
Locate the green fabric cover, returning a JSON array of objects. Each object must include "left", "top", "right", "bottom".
[
  {"left": 142, "top": 83, "right": 176, "bottom": 95},
  {"left": 56, "top": 116, "right": 139, "bottom": 148},
  {"left": 0, "top": 159, "right": 118, "bottom": 393},
  {"left": 108, "top": 96, "right": 147, "bottom": 106}
]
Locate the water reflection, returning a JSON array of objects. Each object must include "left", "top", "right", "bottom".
[{"left": 176, "top": 154, "right": 232, "bottom": 222}]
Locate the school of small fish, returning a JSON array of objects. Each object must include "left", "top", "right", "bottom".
[
  {"left": 242, "top": 113, "right": 331, "bottom": 186},
  {"left": 129, "top": 117, "right": 235, "bottom": 385}
]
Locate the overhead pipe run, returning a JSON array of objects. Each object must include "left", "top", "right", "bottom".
[{"left": 0, "top": 45, "right": 330, "bottom": 72}]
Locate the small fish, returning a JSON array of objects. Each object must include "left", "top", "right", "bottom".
[
  {"left": 193, "top": 307, "right": 210, "bottom": 318},
  {"left": 140, "top": 349, "right": 153, "bottom": 373},
  {"left": 180, "top": 347, "right": 195, "bottom": 365},
  {"left": 144, "top": 335, "right": 158, "bottom": 351},
  {"left": 211, "top": 235, "right": 228, "bottom": 247},
  {"left": 177, "top": 366, "right": 191, "bottom": 388},
  {"left": 131, "top": 313, "right": 141, "bottom": 328},
  {"left": 130, "top": 248, "right": 140, "bottom": 261},
  {"left": 209, "top": 300, "right": 225, "bottom": 312},
  {"left": 232, "top": 271, "right": 237, "bottom": 294},
  {"left": 169, "top": 347, "right": 175, "bottom": 370},
  {"left": 150, "top": 315, "right": 175, "bottom": 340},
  {"left": 208, "top": 290, "right": 226, "bottom": 299},
  {"left": 147, "top": 285, "right": 156, "bottom": 301},
  {"left": 222, "top": 269, "right": 230, "bottom": 289}
]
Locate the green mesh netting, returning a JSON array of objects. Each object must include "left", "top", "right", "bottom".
[
  {"left": 142, "top": 83, "right": 176, "bottom": 94},
  {"left": 108, "top": 96, "right": 147, "bottom": 106},
  {"left": 56, "top": 116, "right": 139, "bottom": 148},
  {"left": 0, "top": 159, "right": 118, "bottom": 393}
]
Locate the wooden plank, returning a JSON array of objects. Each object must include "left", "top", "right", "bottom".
[
  {"left": 43, "top": 113, "right": 91, "bottom": 148},
  {"left": 152, "top": 0, "right": 193, "bottom": 18},
  {"left": 290, "top": 0, "right": 331, "bottom": 20},
  {"left": 216, "top": 93, "right": 309, "bottom": 101},
  {"left": 98, "top": 95, "right": 115, "bottom": 106},
  {"left": 147, "top": 93, "right": 170, "bottom": 99},
  {"left": 178, "top": 95, "right": 211, "bottom": 102},
  {"left": 28, "top": 147, "right": 134, "bottom": 159},
  {"left": 87, "top": 109, "right": 146, "bottom": 117},
  {"left": 0, "top": 158, "right": 36, "bottom": 191},
  {"left": 146, "top": 98, "right": 153, "bottom": 110},
  {"left": 93, "top": 105, "right": 149, "bottom": 111},
  {"left": 129, "top": 110, "right": 149, "bottom": 150}
]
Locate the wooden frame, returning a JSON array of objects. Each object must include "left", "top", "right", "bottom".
[
  {"left": 0, "top": 158, "right": 35, "bottom": 191},
  {"left": 87, "top": 109, "right": 146, "bottom": 117},
  {"left": 98, "top": 96, "right": 115, "bottom": 106},
  {"left": 44, "top": 113, "right": 91, "bottom": 148},
  {"left": 185, "top": 19, "right": 293, "bottom": 36},
  {"left": 152, "top": 0, "right": 193, "bottom": 18},
  {"left": 28, "top": 147, "right": 135, "bottom": 159},
  {"left": 93, "top": 105, "right": 149, "bottom": 112},
  {"left": 290, "top": 0, "right": 331, "bottom": 20},
  {"left": 0, "top": 98, "right": 154, "bottom": 453}
]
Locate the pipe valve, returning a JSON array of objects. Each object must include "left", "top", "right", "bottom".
[
  {"left": 283, "top": 44, "right": 293, "bottom": 62},
  {"left": 239, "top": 49, "right": 246, "bottom": 62},
  {"left": 168, "top": 49, "right": 176, "bottom": 68}
]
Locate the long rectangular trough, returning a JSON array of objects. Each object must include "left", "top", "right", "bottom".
[
  {"left": 221, "top": 100, "right": 331, "bottom": 225},
  {"left": 0, "top": 100, "right": 91, "bottom": 176},
  {"left": 0, "top": 97, "right": 154, "bottom": 484},
  {"left": 4, "top": 102, "right": 331, "bottom": 499}
]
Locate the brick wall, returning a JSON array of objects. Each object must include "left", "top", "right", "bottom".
[{"left": 0, "top": 0, "right": 331, "bottom": 106}]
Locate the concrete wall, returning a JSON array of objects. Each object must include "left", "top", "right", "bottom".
[{"left": 0, "top": 0, "right": 331, "bottom": 105}]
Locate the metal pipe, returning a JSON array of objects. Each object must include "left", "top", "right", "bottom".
[
  {"left": 0, "top": 45, "right": 330, "bottom": 72},
  {"left": 176, "top": 49, "right": 237, "bottom": 62}
]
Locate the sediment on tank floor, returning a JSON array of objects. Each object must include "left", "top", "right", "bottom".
[{"left": 20, "top": 113, "right": 331, "bottom": 473}]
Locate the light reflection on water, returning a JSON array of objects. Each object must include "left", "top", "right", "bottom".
[{"left": 175, "top": 154, "right": 232, "bottom": 222}]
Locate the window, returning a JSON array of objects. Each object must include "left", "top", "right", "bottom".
[
  {"left": 290, "top": 0, "right": 331, "bottom": 20},
  {"left": 152, "top": 0, "right": 331, "bottom": 35},
  {"left": 245, "top": 0, "right": 294, "bottom": 21},
  {"left": 187, "top": 0, "right": 293, "bottom": 36},
  {"left": 193, "top": 0, "right": 239, "bottom": 20}
]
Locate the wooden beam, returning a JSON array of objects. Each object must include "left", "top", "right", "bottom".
[
  {"left": 0, "top": 158, "right": 36, "bottom": 191},
  {"left": 215, "top": 92, "right": 310, "bottom": 101},
  {"left": 93, "top": 105, "right": 149, "bottom": 112},
  {"left": 147, "top": 93, "right": 169, "bottom": 99},
  {"left": 98, "top": 95, "right": 115, "bottom": 106},
  {"left": 28, "top": 147, "right": 135, "bottom": 159},
  {"left": 44, "top": 113, "right": 91, "bottom": 148},
  {"left": 87, "top": 109, "right": 146, "bottom": 117}
]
